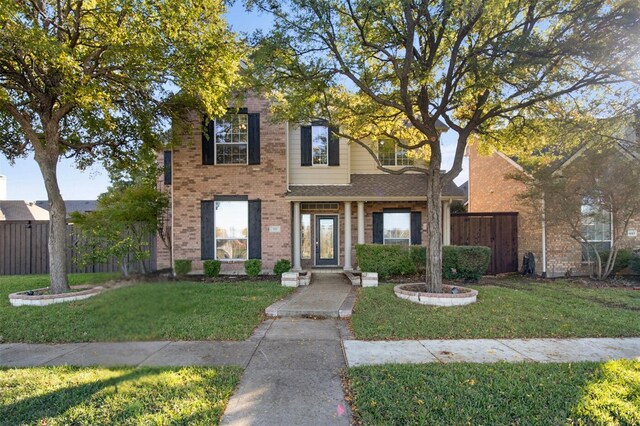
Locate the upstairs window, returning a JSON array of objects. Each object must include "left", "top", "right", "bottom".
[
  {"left": 215, "top": 113, "right": 248, "bottom": 164},
  {"left": 383, "top": 212, "right": 411, "bottom": 245},
  {"left": 378, "top": 139, "right": 413, "bottom": 166},
  {"left": 312, "top": 124, "right": 329, "bottom": 165},
  {"left": 580, "top": 198, "right": 612, "bottom": 262}
]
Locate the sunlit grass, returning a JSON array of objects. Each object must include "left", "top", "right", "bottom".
[
  {"left": 0, "top": 366, "right": 242, "bottom": 425},
  {"left": 351, "top": 279, "right": 640, "bottom": 339},
  {"left": 347, "top": 360, "right": 640, "bottom": 425},
  {"left": 0, "top": 273, "right": 293, "bottom": 343}
]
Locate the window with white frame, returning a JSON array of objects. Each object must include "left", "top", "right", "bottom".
[
  {"left": 383, "top": 212, "right": 411, "bottom": 245},
  {"left": 378, "top": 139, "right": 413, "bottom": 166},
  {"left": 312, "top": 124, "right": 328, "bottom": 165},
  {"left": 580, "top": 198, "right": 612, "bottom": 262},
  {"left": 215, "top": 201, "right": 248, "bottom": 260},
  {"left": 215, "top": 113, "right": 248, "bottom": 164}
]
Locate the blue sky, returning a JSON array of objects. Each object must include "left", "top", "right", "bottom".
[{"left": 2, "top": 3, "right": 467, "bottom": 201}]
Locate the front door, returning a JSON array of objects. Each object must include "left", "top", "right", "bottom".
[{"left": 315, "top": 215, "right": 338, "bottom": 266}]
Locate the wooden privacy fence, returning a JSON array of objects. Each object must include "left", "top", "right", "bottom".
[
  {"left": 0, "top": 221, "right": 156, "bottom": 275},
  {"left": 450, "top": 212, "right": 519, "bottom": 275}
]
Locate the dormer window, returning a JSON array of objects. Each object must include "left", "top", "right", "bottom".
[{"left": 378, "top": 139, "right": 413, "bottom": 166}]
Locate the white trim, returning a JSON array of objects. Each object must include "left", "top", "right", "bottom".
[{"left": 494, "top": 150, "right": 527, "bottom": 173}]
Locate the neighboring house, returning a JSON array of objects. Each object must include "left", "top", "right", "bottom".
[
  {"left": 467, "top": 133, "right": 640, "bottom": 277},
  {"left": 158, "top": 93, "right": 465, "bottom": 273},
  {"left": 0, "top": 200, "right": 50, "bottom": 221},
  {"left": 35, "top": 200, "right": 97, "bottom": 219}
]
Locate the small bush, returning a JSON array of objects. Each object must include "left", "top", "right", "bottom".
[
  {"left": 203, "top": 259, "right": 221, "bottom": 277},
  {"left": 442, "top": 246, "right": 459, "bottom": 279},
  {"left": 245, "top": 259, "right": 262, "bottom": 277},
  {"left": 355, "top": 244, "right": 417, "bottom": 279},
  {"left": 273, "top": 259, "right": 292, "bottom": 276},
  {"left": 454, "top": 246, "right": 491, "bottom": 280},
  {"left": 630, "top": 253, "right": 640, "bottom": 275},
  {"left": 599, "top": 249, "right": 635, "bottom": 274},
  {"left": 174, "top": 259, "right": 192, "bottom": 276}
]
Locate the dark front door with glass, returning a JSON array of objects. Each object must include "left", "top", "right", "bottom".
[{"left": 315, "top": 215, "right": 338, "bottom": 266}]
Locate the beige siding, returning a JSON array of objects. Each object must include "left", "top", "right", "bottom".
[
  {"left": 288, "top": 123, "right": 350, "bottom": 185},
  {"left": 350, "top": 140, "right": 428, "bottom": 174}
]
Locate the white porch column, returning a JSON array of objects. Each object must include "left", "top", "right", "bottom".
[
  {"left": 293, "top": 201, "right": 302, "bottom": 271},
  {"left": 357, "top": 201, "right": 365, "bottom": 244},
  {"left": 442, "top": 200, "right": 451, "bottom": 246},
  {"left": 344, "top": 201, "right": 353, "bottom": 270}
]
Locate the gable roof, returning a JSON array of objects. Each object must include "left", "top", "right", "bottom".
[
  {"left": 286, "top": 174, "right": 464, "bottom": 201},
  {"left": 0, "top": 201, "right": 50, "bottom": 221},
  {"left": 36, "top": 200, "right": 97, "bottom": 218}
]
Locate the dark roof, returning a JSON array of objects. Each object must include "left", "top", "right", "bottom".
[
  {"left": 0, "top": 201, "right": 50, "bottom": 221},
  {"left": 287, "top": 174, "right": 464, "bottom": 200},
  {"left": 36, "top": 200, "right": 97, "bottom": 218}
]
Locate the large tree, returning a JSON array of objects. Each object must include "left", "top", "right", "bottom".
[
  {"left": 248, "top": 0, "right": 640, "bottom": 292},
  {"left": 0, "top": 0, "right": 243, "bottom": 293}
]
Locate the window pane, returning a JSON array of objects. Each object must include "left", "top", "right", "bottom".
[
  {"left": 396, "top": 146, "right": 413, "bottom": 166},
  {"left": 319, "top": 218, "right": 334, "bottom": 259},
  {"left": 580, "top": 199, "right": 611, "bottom": 262},
  {"left": 378, "top": 140, "right": 395, "bottom": 166},
  {"left": 312, "top": 125, "right": 328, "bottom": 165},
  {"left": 383, "top": 212, "right": 411, "bottom": 244},
  {"left": 301, "top": 214, "right": 311, "bottom": 259},
  {"left": 215, "top": 113, "right": 248, "bottom": 164},
  {"left": 215, "top": 201, "right": 248, "bottom": 260}
]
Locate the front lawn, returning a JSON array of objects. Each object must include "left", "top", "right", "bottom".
[
  {"left": 0, "top": 366, "right": 242, "bottom": 426},
  {"left": 0, "top": 273, "right": 293, "bottom": 343},
  {"left": 351, "top": 279, "right": 640, "bottom": 340},
  {"left": 347, "top": 360, "right": 640, "bottom": 425}
]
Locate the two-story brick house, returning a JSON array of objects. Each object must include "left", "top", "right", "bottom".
[{"left": 158, "top": 93, "right": 465, "bottom": 273}]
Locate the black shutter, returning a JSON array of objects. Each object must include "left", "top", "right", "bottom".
[
  {"left": 248, "top": 200, "right": 262, "bottom": 259},
  {"left": 202, "top": 119, "right": 215, "bottom": 165},
  {"left": 411, "top": 211, "right": 422, "bottom": 245},
  {"left": 373, "top": 212, "right": 383, "bottom": 244},
  {"left": 201, "top": 200, "right": 216, "bottom": 259},
  {"left": 163, "top": 151, "right": 172, "bottom": 185},
  {"left": 248, "top": 113, "right": 260, "bottom": 165},
  {"left": 328, "top": 126, "right": 340, "bottom": 166},
  {"left": 300, "top": 125, "right": 312, "bottom": 166}
]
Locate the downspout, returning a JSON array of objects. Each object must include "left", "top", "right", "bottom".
[
  {"left": 285, "top": 121, "right": 290, "bottom": 191},
  {"left": 541, "top": 193, "right": 547, "bottom": 278}
]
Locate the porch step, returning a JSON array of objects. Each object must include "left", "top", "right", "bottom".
[{"left": 307, "top": 268, "right": 346, "bottom": 274}]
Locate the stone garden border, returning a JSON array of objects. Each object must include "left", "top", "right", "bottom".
[
  {"left": 9, "top": 285, "right": 105, "bottom": 307},
  {"left": 394, "top": 283, "right": 478, "bottom": 307}
]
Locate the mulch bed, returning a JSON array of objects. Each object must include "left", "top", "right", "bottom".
[{"left": 135, "top": 270, "right": 280, "bottom": 284}]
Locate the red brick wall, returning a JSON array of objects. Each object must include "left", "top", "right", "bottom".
[{"left": 169, "top": 94, "right": 291, "bottom": 273}]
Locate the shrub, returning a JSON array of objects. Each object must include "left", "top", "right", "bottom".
[
  {"left": 453, "top": 246, "right": 491, "bottom": 280},
  {"left": 203, "top": 259, "right": 221, "bottom": 277},
  {"left": 244, "top": 259, "right": 262, "bottom": 277},
  {"left": 630, "top": 252, "right": 640, "bottom": 275},
  {"left": 355, "top": 244, "right": 417, "bottom": 279},
  {"left": 442, "top": 246, "right": 459, "bottom": 279},
  {"left": 273, "top": 259, "right": 292, "bottom": 276},
  {"left": 599, "top": 249, "right": 635, "bottom": 274},
  {"left": 174, "top": 259, "right": 192, "bottom": 276}
]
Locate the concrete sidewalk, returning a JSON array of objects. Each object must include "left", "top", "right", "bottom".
[{"left": 344, "top": 337, "right": 640, "bottom": 367}]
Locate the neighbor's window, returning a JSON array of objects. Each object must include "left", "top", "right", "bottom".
[
  {"left": 215, "top": 201, "right": 248, "bottom": 260},
  {"left": 215, "top": 113, "right": 248, "bottom": 164},
  {"left": 383, "top": 212, "right": 411, "bottom": 245},
  {"left": 312, "top": 124, "right": 329, "bottom": 165},
  {"left": 580, "top": 199, "right": 612, "bottom": 262},
  {"left": 378, "top": 139, "right": 413, "bottom": 166},
  {"left": 301, "top": 214, "right": 311, "bottom": 259}
]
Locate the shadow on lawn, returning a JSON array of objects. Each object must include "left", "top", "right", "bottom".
[{"left": 0, "top": 368, "right": 161, "bottom": 425}]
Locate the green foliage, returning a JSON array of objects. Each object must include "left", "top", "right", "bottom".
[
  {"left": 273, "top": 259, "right": 292, "bottom": 276},
  {"left": 600, "top": 249, "right": 635, "bottom": 274},
  {"left": 174, "top": 260, "right": 192, "bottom": 276},
  {"left": 351, "top": 280, "right": 640, "bottom": 340},
  {"left": 244, "top": 259, "right": 262, "bottom": 277},
  {"left": 347, "top": 361, "right": 640, "bottom": 425},
  {"left": 631, "top": 253, "right": 640, "bottom": 275},
  {"left": 0, "top": 366, "right": 243, "bottom": 425},
  {"left": 203, "top": 260, "right": 221, "bottom": 277},
  {"left": 355, "top": 245, "right": 417, "bottom": 279},
  {"left": 357, "top": 244, "right": 489, "bottom": 280},
  {"left": 0, "top": 274, "right": 293, "bottom": 343}
]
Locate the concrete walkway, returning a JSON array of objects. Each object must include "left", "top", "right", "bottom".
[
  {"left": 266, "top": 273, "right": 354, "bottom": 318},
  {"left": 344, "top": 337, "right": 640, "bottom": 367},
  {"left": 221, "top": 318, "right": 351, "bottom": 426}
]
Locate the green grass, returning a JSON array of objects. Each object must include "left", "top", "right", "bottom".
[
  {"left": 0, "top": 273, "right": 293, "bottom": 343},
  {"left": 351, "top": 280, "right": 640, "bottom": 339},
  {"left": 347, "top": 360, "right": 640, "bottom": 425},
  {"left": 0, "top": 366, "right": 242, "bottom": 426}
]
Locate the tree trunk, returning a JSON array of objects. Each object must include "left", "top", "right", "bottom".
[
  {"left": 34, "top": 148, "right": 69, "bottom": 294},
  {"left": 425, "top": 165, "right": 443, "bottom": 293}
]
